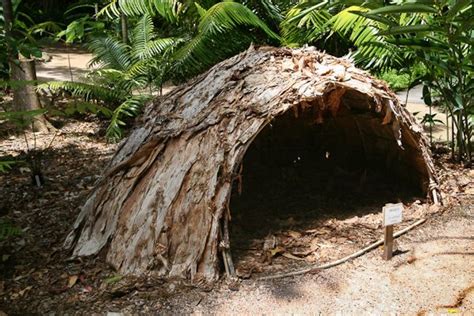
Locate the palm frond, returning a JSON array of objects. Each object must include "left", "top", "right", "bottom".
[
  {"left": 197, "top": 2, "right": 280, "bottom": 39},
  {"left": 88, "top": 37, "right": 131, "bottom": 71},
  {"left": 173, "top": 2, "right": 280, "bottom": 73},
  {"left": 98, "top": 0, "right": 181, "bottom": 22},
  {"left": 330, "top": 6, "right": 403, "bottom": 68},
  {"left": 281, "top": 3, "right": 332, "bottom": 46}
]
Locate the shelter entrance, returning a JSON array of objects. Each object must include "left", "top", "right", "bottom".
[{"left": 229, "top": 103, "right": 425, "bottom": 275}]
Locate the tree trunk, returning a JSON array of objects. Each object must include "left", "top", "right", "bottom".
[
  {"left": 121, "top": 13, "right": 128, "bottom": 44},
  {"left": 2, "top": 0, "right": 14, "bottom": 40},
  {"left": 2, "top": 0, "right": 53, "bottom": 132},
  {"left": 10, "top": 58, "right": 53, "bottom": 132},
  {"left": 65, "top": 46, "right": 441, "bottom": 283}
]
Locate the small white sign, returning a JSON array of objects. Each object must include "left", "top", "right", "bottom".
[{"left": 383, "top": 203, "right": 403, "bottom": 226}]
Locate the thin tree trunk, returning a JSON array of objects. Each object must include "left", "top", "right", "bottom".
[
  {"left": 10, "top": 58, "right": 53, "bottom": 132},
  {"left": 121, "top": 13, "right": 128, "bottom": 44},
  {"left": 2, "top": 0, "right": 52, "bottom": 133},
  {"left": 2, "top": 0, "right": 14, "bottom": 39}
]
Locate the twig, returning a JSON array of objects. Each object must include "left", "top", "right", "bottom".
[{"left": 258, "top": 218, "right": 427, "bottom": 280}]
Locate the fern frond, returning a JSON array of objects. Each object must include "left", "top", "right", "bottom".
[
  {"left": 88, "top": 37, "right": 131, "bottom": 71},
  {"left": 38, "top": 81, "right": 125, "bottom": 103},
  {"left": 62, "top": 101, "right": 114, "bottom": 117},
  {"left": 106, "top": 95, "right": 151, "bottom": 141},
  {"left": 137, "top": 37, "right": 180, "bottom": 60},
  {"left": 130, "top": 14, "right": 181, "bottom": 60},
  {"left": 0, "top": 161, "right": 15, "bottom": 173}
]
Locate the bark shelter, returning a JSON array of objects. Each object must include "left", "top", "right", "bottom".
[{"left": 65, "top": 46, "right": 440, "bottom": 282}]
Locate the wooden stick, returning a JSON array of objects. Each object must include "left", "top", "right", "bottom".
[
  {"left": 221, "top": 212, "right": 236, "bottom": 278},
  {"left": 258, "top": 218, "right": 426, "bottom": 280},
  {"left": 383, "top": 225, "right": 394, "bottom": 260}
]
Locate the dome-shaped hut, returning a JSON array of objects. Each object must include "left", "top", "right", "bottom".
[{"left": 65, "top": 46, "right": 440, "bottom": 282}]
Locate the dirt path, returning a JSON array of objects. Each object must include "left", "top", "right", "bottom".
[
  {"left": 37, "top": 46, "right": 94, "bottom": 82},
  {"left": 397, "top": 86, "right": 451, "bottom": 142}
]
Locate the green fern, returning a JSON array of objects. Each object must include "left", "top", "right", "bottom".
[
  {"left": 0, "top": 161, "right": 15, "bottom": 173},
  {"left": 38, "top": 81, "right": 125, "bottom": 103},
  {"left": 88, "top": 37, "right": 131, "bottom": 71},
  {"left": 106, "top": 95, "right": 151, "bottom": 140},
  {"left": 130, "top": 14, "right": 181, "bottom": 60}
]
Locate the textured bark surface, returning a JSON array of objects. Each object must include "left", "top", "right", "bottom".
[
  {"left": 65, "top": 46, "right": 440, "bottom": 282},
  {"left": 11, "top": 59, "right": 53, "bottom": 132}
]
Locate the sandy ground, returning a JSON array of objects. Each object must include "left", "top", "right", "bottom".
[
  {"left": 37, "top": 47, "right": 94, "bottom": 82},
  {"left": 397, "top": 86, "right": 451, "bottom": 143},
  {"left": 185, "top": 211, "right": 473, "bottom": 314}
]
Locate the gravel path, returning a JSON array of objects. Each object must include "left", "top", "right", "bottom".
[{"left": 179, "top": 209, "right": 473, "bottom": 314}]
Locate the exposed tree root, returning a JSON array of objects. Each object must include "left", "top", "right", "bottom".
[{"left": 258, "top": 218, "right": 427, "bottom": 280}]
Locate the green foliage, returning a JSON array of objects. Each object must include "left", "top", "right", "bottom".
[
  {"left": 378, "top": 69, "right": 411, "bottom": 91},
  {"left": 281, "top": 2, "right": 412, "bottom": 69},
  {"left": 0, "top": 219, "right": 21, "bottom": 241},
  {"left": 0, "top": 108, "right": 47, "bottom": 128},
  {"left": 0, "top": 160, "right": 15, "bottom": 173},
  {"left": 106, "top": 95, "right": 151, "bottom": 140},
  {"left": 56, "top": 15, "right": 105, "bottom": 43},
  {"left": 174, "top": 2, "right": 280, "bottom": 74},
  {"left": 44, "top": 13, "right": 183, "bottom": 140},
  {"left": 48, "top": 1, "right": 282, "bottom": 140},
  {"left": 378, "top": 62, "right": 427, "bottom": 91},
  {"left": 360, "top": 0, "right": 473, "bottom": 162}
]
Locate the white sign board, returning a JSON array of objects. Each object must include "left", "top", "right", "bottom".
[{"left": 383, "top": 203, "right": 403, "bottom": 226}]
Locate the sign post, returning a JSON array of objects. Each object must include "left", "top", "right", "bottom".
[{"left": 382, "top": 203, "right": 403, "bottom": 260}]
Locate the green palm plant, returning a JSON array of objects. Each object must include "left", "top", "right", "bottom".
[
  {"left": 281, "top": 0, "right": 434, "bottom": 69},
  {"left": 357, "top": 0, "right": 473, "bottom": 162},
  {"left": 173, "top": 2, "right": 280, "bottom": 75},
  {"left": 41, "top": 0, "right": 281, "bottom": 140},
  {"left": 40, "top": 13, "right": 181, "bottom": 140}
]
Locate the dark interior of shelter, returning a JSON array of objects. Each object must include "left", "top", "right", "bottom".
[{"left": 229, "top": 94, "right": 428, "bottom": 267}]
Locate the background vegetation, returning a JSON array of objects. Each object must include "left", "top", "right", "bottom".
[{"left": 1, "top": 0, "right": 472, "bottom": 163}]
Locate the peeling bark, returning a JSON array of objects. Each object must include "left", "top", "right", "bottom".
[{"left": 65, "top": 46, "right": 440, "bottom": 282}]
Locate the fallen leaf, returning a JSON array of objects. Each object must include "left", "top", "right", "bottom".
[
  {"left": 68, "top": 275, "right": 78, "bottom": 288},
  {"left": 18, "top": 286, "right": 33, "bottom": 297},
  {"left": 105, "top": 275, "right": 123, "bottom": 284},
  {"left": 287, "top": 230, "right": 302, "bottom": 239},
  {"left": 270, "top": 246, "right": 285, "bottom": 257},
  {"left": 282, "top": 252, "right": 305, "bottom": 261}
]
